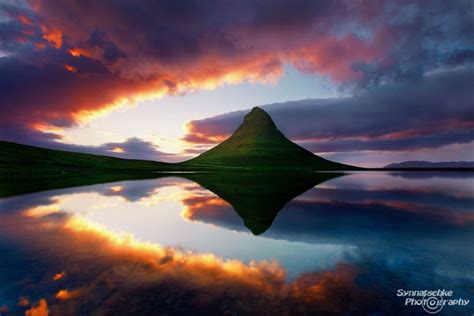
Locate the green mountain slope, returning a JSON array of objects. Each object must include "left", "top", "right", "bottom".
[
  {"left": 0, "top": 140, "right": 170, "bottom": 174},
  {"left": 183, "top": 107, "right": 354, "bottom": 170}
]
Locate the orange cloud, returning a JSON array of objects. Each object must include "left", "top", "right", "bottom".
[
  {"left": 24, "top": 204, "right": 60, "bottom": 218},
  {"left": 18, "top": 297, "right": 30, "bottom": 307},
  {"left": 68, "top": 47, "right": 94, "bottom": 58},
  {"left": 109, "top": 185, "right": 124, "bottom": 192},
  {"left": 181, "top": 196, "right": 231, "bottom": 222},
  {"left": 40, "top": 24, "right": 62, "bottom": 48},
  {"left": 25, "top": 299, "right": 49, "bottom": 316},
  {"left": 111, "top": 147, "right": 125, "bottom": 153},
  {"left": 64, "top": 64, "right": 77, "bottom": 73},
  {"left": 183, "top": 121, "right": 230, "bottom": 144},
  {"left": 34, "top": 42, "right": 46, "bottom": 50},
  {"left": 17, "top": 15, "right": 33, "bottom": 26},
  {"left": 53, "top": 272, "right": 65, "bottom": 280},
  {"left": 55, "top": 289, "right": 83, "bottom": 301}
]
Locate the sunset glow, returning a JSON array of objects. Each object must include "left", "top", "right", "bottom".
[
  {"left": 1, "top": 0, "right": 470, "bottom": 166},
  {"left": 1, "top": 2, "right": 472, "bottom": 315},
  {"left": 111, "top": 147, "right": 124, "bottom": 153},
  {"left": 40, "top": 24, "right": 62, "bottom": 48}
]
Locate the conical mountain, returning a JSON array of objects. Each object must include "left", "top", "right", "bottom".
[{"left": 185, "top": 107, "right": 354, "bottom": 170}]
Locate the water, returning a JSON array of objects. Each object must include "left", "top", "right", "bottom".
[{"left": 0, "top": 172, "right": 472, "bottom": 315}]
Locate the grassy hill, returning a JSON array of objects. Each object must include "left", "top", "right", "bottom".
[
  {"left": 0, "top": 141, "right": 171, "bottom": 174},
  {"left": 183, "top": 107, "right": 355, "bottom": 170}
]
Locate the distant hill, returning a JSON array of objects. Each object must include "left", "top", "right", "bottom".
[
  {"left": 0, "top": 140, "right": 171, "bottom": 174},
  {"left": 384, "top": 161, "right": 474, "bottom": 169},
  {"left": 183, "top": 107, "right": 355, "bottom": 170}
]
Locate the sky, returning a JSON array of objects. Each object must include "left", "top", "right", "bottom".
[{"left": 0, "top": 0, "right": 473, "bottom": 167}]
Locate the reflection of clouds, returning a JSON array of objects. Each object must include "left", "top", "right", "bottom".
[
  {"left": 181, "top": 196, "right": 238, "bottom": 227},
  {"left": 0, "top": 205, "right": 386, "bottom": 315},
  {"left": 24, "top": 204, "right": 61, "bottom": 218},
  {"left": 101, "top": 179, "right": 168, "bottom": 202},
  {"left": 109, "top": 185, "right": 124, "bottom": 192},
  {"left": 180, "top": 173, "right": 474, "bottom": 294},
  {"left": 299, "top": 184, "right": 474, "bottom": 211},
  {"left": 99, "top": 177, "right": 201, "bottom": 206},
  {"left": 182, "top": 174, "right": 474, "bottom": 238},
  {"left": 330, "top": 172, "right": 474, "bottom": 198},
  {"left": 291, "top": 263, "right": 363, "bottom": 305},
  {"left": 179, "top": 180, "right": 247, "bottom": 231},
  {"left": 0, "top": 174, "right": 473, "bottom": 315}
]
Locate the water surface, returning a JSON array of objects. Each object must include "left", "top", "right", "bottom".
[{"left": 0, "top": 172, "right": 472, "bottom": 315}]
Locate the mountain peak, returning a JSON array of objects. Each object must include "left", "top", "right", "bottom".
[
  {"left": 241, "top": 107, "right": 276, "bottom": 129},
  {"left": 248, "top": 106, "right": 269, "bottom": 116}
]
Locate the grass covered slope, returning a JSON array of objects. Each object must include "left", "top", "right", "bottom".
[
  {"left": 184, "top": 107, "right": 355, "bottom": 170},
  {"left": 0, "top": 141, "right": 170, "bottom": 174}
]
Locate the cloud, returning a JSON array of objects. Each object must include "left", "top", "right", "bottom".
[
  {"left": 0, "top": 0, "right": 472, "bottom": 153},
  {"left": 184, "top": 68, "right": 474, "bottom": 161},
  {"left": 181, "top": 195, "right": 243, "bottom": 231},
  {"left": 75, "top": 137, "right": 176, "bottom": 161},
  {"left": 90, "top": 137, "right": 169, "bottom": 160},
  {"left": 0, "top": 50, "right": 164, "bottom": 132},
  {"left": 101, "top": 178, "right": 170, "bottom": 202},
  {"left": 24, "top": 299, "right": 49, "bottom": 316}
]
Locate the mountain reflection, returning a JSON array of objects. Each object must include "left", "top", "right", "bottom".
[
  {"left": 183, "top": 172, "right": 342, "bottom": 234},
  {"left": 0, "top": 172, "right": 473, "bottom": 315}
]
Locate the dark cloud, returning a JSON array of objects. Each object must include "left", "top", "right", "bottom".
[
  {"left": 347, "top": 0, "right": 474, "bottom": 89},
  {"left": 91, "top": 137, "right": 166, "bottom": 160},
  {"left": 184, "top": 68, "right": 474, "bottom": 154},
  {"left": 0, "top": 50, "right": 160, "bottom": 130}
]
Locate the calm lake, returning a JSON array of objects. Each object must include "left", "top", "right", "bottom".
[{"left": 0, "top": 171, "right": 473, "bottom": 315}]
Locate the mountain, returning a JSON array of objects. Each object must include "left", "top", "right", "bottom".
[
  {"left": 183, "top": 107, "right": 354, "bottom": 170},
  {"left": 384, "top": 161, "right": 474, "bottom": 169},
  {"left": 0, "top": 107, "right": 355, "bottom": 174}
]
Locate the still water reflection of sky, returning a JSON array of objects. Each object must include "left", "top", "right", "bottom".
[{"left": 0, "top": 172, "right": 473, "bottom": 315}]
